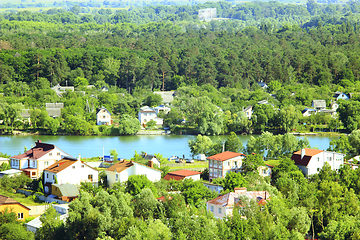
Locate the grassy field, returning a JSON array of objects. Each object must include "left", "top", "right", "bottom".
[
  {"left": 0, "top": 190, "right": 46, "bottom": 206},
  {"left": 265, "top": 160, "right": 281, "bottom": 167}
]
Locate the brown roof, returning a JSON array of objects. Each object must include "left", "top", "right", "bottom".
[
  {"left": 106, "top": 160, "right": 134, "bottom": 173},
  {"left": 0, "top": 195, "right": 31, "bottom": 210},
  {"left": 163, "top": 170, "right": 201, "bottom": 181},
  {"left": 291, "top": 148, "right": 323, "bottom": 166},
  {"left": 11, "top": 140, "right": 55, "bottom": 160},
  {"left": 44, "top": 157, "right": 77, "bottom": 173},
  {"left": 207, "top": 151, "right": 246, "bottom": 162}
]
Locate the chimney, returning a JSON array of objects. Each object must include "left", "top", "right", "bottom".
[
  {"left": 148, "top": 160, "right": 154, "bottom": 168},
  {"left": 234, "top": 187, "right": 247, "bottom": 194},
  {"left": 77, "top": 154, "right": 81, "bottom": 161},
  {"left": 37, "top": 140, "right": 41, "bottom": 143},
  {"left": 301, "top": 149, "right": 305, "bottom": 159}
]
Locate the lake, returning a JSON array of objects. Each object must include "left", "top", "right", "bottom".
[{"left": 0, "top": 134, "right": 338, "bottom": 160}]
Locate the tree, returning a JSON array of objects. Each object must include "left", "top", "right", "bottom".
[
  {"left": 109, "top": 149, "right": 118, "bottom": 163},
  {"left": 132, "top": 188, "right": 163, "bottom": 219},
  {"left": 225, "top": 132, "right": 244, "bottom": 153},
  {"left": 0, "top": 102, "right": 24, "bottom": 133},
  {"left": 181, "top": 179, "right": 217, "bottom": 206},
  {"left": 143, "top": 93, "right": 162, "bottom": 107},
  {"left": 35, "top": 206, "right": 65, "bottom": 240},
  {"left": 348, "top": 130, "right": 360, "bottom": 156},
  {"left": 73, "top": 77, "right": 89, "bottom": 88},
  {"left": 222, "top": 172, "right": 248, "bottom": 191},
  {"left": 118, "top": 115, "right": 140, "bottom": 135},
  {"left": 125, "top": 175, "right": 157, "bottom": 197},
  {"left": 242, "top": 154, "right": 265, "bottom": 173},
  {"left": 277, "top": 105, "right": 300, "bottom": 132},
  {"left": 188, "top": 135, "right": 213, "bottom": 157}
]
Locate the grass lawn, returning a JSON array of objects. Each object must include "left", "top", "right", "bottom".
[
  {"left": 0, "top": 190, "right": 46, "bottom": 206},
  {"left": 265, "top": 160, "right": 281, "bottom": 167}
]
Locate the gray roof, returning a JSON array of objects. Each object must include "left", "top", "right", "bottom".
[
  {"left": 312, "top": 100, "right": 326, "bottom": 108},
  {"left": 244, "top": 106, "right": 252, "bottom": 111},
  {"left": 46, "top": 103, "right": 64, "bottom": 109},
  {"left": 96, "top": 107, "right": 111, "bottom": 115},
  {"left": 53, "top": 184, "right": 79, "bottom": 197},
  {"left": 154, "top": 91, "right": 175, "bottom": 103},
  {"left": 46, "top": 108, "right": 61, "bottom": 117}
]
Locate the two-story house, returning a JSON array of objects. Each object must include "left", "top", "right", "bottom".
[
  {"left": 291, "top": 148, "right": 344, "bottom": 176},
  {"left": 312, "top": 100, "right": 326, "bottom": 111},
  {"left": 206, "top": 187, "right": 270, "bottom": 219},
  {"left": 333, "top": 91, "right": 350, "bottom": 101},
  {"left": 207, "top": 151, "right": 246, "bottom": 182},
  {"left": 138, "top": 106, "right": 163, "bottom": 127},
  {"left": 96, "top": 107, "right": 111, "bottom": 125},
  {"left": 43, "top": 155, "right": 99, "bottom": 194},
  {"left": 10, "top": 140, "right": 72, "bottom": 179}
]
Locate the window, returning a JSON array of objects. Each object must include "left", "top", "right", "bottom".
[
  {"left": 263, "top": 170, "right": 266, "bottom": 175},
  {"left": 47, "top": 173, "right": 49, "bottom": 178},
  {"left": 329, "top": 157, "right": 332, "bottom": 161},
  {"left": 211, "top": 206, "right": 214, "bottom": 212},
  {"left": 18, "top": 213, "right": 23, "bottom": 219},
  {"left": 72, "top": 166, "right": 75, "bottom": 169},
  {"left": 88, "top": 175, "right": 93, "bottom": 181},
  {"left": 32, "top": 172, "right": 36, "bottom": 176},
  {"left": 317, "top": 157, "right": 320, "bottom": 162},
  {"left": 218, "top": 208, "right": 222, "bottom": 214},
  {"left": 234, "top": 161, "right": 237, "bottom": 166},
  {"left": 57, "top": 152, "right": 60, "bottom": 156},
  {"left": 45, "top": 161, "right": 49, "bottom": 166},
  {"left": 103, "top": 115, "right": 106, "bottom": 118},
  {"left": 49, "top": 153, "right": 52, "bottom": 156},
  {"left": 317, "top": 168, "right": 320, "bottom": 172},
  {"left": 116, "top": 173, "right": 119, "bottom": 181},
  {"left": 81, "top": 165, "right": 84, "bottom": 168},
  {"left": 53, "top": 175, "right": 55, "bottom": 180}
]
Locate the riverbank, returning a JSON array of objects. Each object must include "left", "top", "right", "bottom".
[{"left": 290, "top": 132, "right": 344, "bottom": 136}]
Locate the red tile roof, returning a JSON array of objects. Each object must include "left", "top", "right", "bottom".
[
  {"left": 163, "top": 170, "right": 201, "bottom": 181},
  {"left": 207, "top": 151, "right": 246, "bottom": 162},
  {"left": 291, "top": 148, "right": 323, "bottom": 166},
  {"left": 44, "top": 157, "right": 77, "bottom": 173},
  {"left": 106, "top": 160, "right": 134, "bottom": 173},
  {"left": 11, "top": 141, "right": 55, "bottom": 160}
]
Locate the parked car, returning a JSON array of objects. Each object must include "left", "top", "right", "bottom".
[
  {"left": 186, "top": 159, "right": 194, "bottom": 163},
  {"left": 175, "top": 159, "right": 183, "bottom": 163}
]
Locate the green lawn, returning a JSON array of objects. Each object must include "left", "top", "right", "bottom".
[
  {"left": 0, "top": 190, "right": 46, "bottom": 206},
  {"left": 265, "top": 160, "right": 281, "bottom": 167}
]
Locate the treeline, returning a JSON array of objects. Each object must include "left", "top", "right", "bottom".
[{"left": 2, "top": 0, "right": 360, "bottom": 28}]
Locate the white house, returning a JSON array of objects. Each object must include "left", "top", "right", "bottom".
[
  {"left": 96, "top": 107, "right": 111, "bottom": 125},
  {"left": 43, "top": 155, "right": 99, "bottom": 194},
  {"left": 138, "top": 106, "right": 163, "bottom": 127},
  {"left": 10, "top": 140, "right": 72, "bottom": 179},
  {"left": 154, "top": 105, "right": 171, "bottom": 115},
  {"left": 106, "top": 160, "right": 161, "bottom": 187},
  {"left": 142, "top": 153, "right": 161, "bottom": 167},
  {"left": 163, "top": 170, "right": 201, "bottom": 181},
  {"left": 206, "top": 187, "right": 270, "bottom": 219},
  {"left": 207, "top": 151, "right": 246, "bottom": 182},
  {"left": 291, "top": 148, "right": 344, "bottom": 176}
]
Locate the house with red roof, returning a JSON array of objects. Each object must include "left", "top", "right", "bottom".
[
  {"left": 291, "top": 148, "right": 344, "bottom": 176},
  {"left": 163, "top": 170, "right": 201, "bottom": 181},
  {"left": 10, "top": 140, "right": 72, "bottom": 179},
  {"left": 206, "top": 187, "right": 270, "bottom": 219},
  {"left": 105, "top": 160, "right": 161, "bottom": 187},
  {"left": 43, "top": 155, "right": 98, "bottom": 194},
  {"left": 207, "top": 151, "right": 246, "bottom": 182}
]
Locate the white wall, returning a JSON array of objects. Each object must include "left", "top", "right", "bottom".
[
  {"left": 185, "top": 174, "right": 201, "bottom": 181},
  {"left": 305, "top": 151, "right": 344, "bottom": 175}
]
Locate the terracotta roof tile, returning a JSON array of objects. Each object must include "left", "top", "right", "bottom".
[
  {"left": 291, "top": 148, "right": 323, "bottom": 166},
  {"left": 44, "top": 157, "right": 77, "bottom": 173},
  {"left": 106, "top": 160, "right": 134, "bottom": 173},
  {"left": 207, "top": 151, "right": 246, "bottom": 162},
  {"left": 163, "top": 170, "right": 201, "bottom": 181},
  {"left": 11, "top": 142, "right": 55, "bottom": 160}
]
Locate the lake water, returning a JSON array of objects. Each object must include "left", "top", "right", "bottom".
[{"left": 0, "top": 134, "right": 337, "bottom": 160}]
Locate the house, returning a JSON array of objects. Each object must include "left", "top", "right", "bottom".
[
  {"left": 243, "top": 106, "right": 252, "bottom": 119},
  {"left": 51, "top": 84, "right": 74, "bottom": 97},
  {"left": 0, "top": 195, "right": 30, "bottom": 220},
  {"left": 105, "top": 160, "right": 161, "bottom": 187},
  {"left": 331, "top": 102, "right": 339, "bottom": 111},
  {"left": 333, "top": 91, "right": 349, "bottom": 101},
  {"left": 302, "top": 108, "right": 316, "bottom": 117},
  {"left": 207, "top": 151, "right": 246, "bottom": 182},
  {"left": 96, "top": 107, "right": 111, "bottom": 125},
  {"left": 101, "top": 86, "right": 109, "bottom": 92},
  {"left": 20, "top": 109, "right": 31, "bottom": 124},
  {"left": 206, "top": 187, "right": 270, "bottom": 219},
  {"left": 258, "top": 164, "right": 273, "bottom": 177},
  {"left": 257, "top": 81, "right": 268, "bottom": 89},
  {"left": 203, "top": 182, "right": 224, "bottom": 194},
  {"left": 142, "top": 153, "right": 161, "bottom": 167},
  {"left": 163, "top": 170, "right": 201, "bottom": 181},
  {"left": 43, "top": 155, "right": 99, "bottom": 194},
  {"left": 0, "top": 157, "right": 9, "bottom": 166},
  {"left": 46, "top": 103, "right": 63, "bottom": 118},
  {"left": 26, "top": 204, "right": 69, "bottom": 233},
  {"left": 291, "top": 148, "right": 344, "bottom": 176},
  {"left": 319, "top": 109, "right": 337, "bottom": 117},
  {"left": 154, "top": 105, "right": 171, "bottom": 115},
  {"left": 51, "top": 184, "right": 79, "bottom": 202},
  {"left": 257, "top": 100, "right": 268, "bottom": 105},
  {"left": 153, "top": 91, "right": 175, "bottom": 104},
  {"left": 0, "top": 169, "right": 23, "bottom": 178},
  {"left": 138, "top": 106, "right": 163, "bottom": 127},
  {"left": 10, "top": 140, "right": 72, "bottom": 179},
  {"left": 312, "top": 100, "right": 326, "bottom": 111}
]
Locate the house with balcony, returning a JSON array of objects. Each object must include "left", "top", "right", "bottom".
[
  {"left": 10, "top": 140, "right": 72, "bottom": 179},
  {"left": 206, "top": 187, "right": 270, "bottom": 219},
  {"left": 207, "top": 151, "right": 246, "bottom": 182},
  {"left": 138, "top": 106, "right": 163, "bottom": 127},
  {"left": 291, "top": 148, "right": 344, "bottom": 176},
  {"left": 96, "top": 107, "right": 111, "bottom": 125},
  {"left": 43, "top": 155, "right": 98, "bottom": 194}
]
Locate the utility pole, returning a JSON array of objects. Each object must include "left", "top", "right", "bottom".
[{"left": 222, "top": 140, "right": 225, "bottom": 153}]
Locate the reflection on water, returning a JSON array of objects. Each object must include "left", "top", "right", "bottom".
[{"left": 0, "top": 134, "right": 337, "bottom": 159}]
